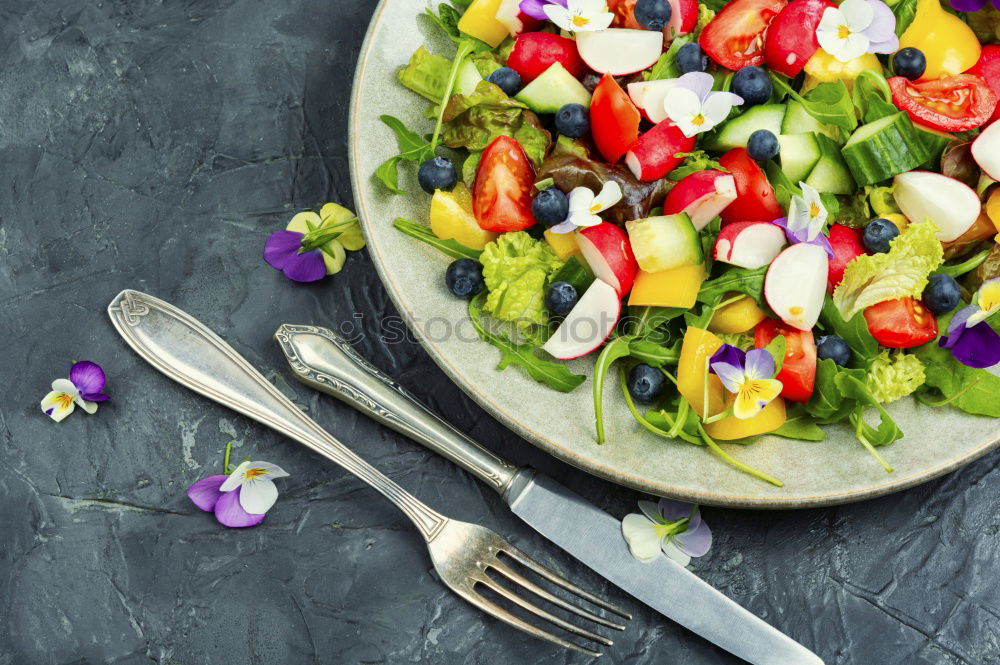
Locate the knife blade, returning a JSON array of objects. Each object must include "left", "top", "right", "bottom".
[{"left": 274, "top": 324, "right": 824, "bottom": 665}]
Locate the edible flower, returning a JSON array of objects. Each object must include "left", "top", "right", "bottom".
[
  {"left": 187, "top": 442, "right": 290, "bottom": 528},
  {"left": 939, "top": 278, "right": 1000, "bottom": 369},
  {"left": 263, "top": 204, "right": 362, "bottom": 283},
  {"left": 950, "top": 0, "right": 1000, "bottom": 11},
  {"left": 709, "top": 345, "right": 783, "bottom": 420},
  {"left": 816, "top": 0, "right": 898, "bottom": 64},
  {"left": 541, "top": 0, "right": 614, "bottom": 32},
  {"left": 663, "top": 72, "right": 744, "bottom": 138},
  {"left": 519, "top": 0, "right": 568, "bottom": 20},
  {"left": 773, "top": 182, "right": 834, "bottom": 258},
  {"left": 621, "top": 499, "right": 712, "bottom": 566},
  {"left": 40, "top": 361, "right": 109, "bottom": 422},
  {"left": 549, "top": 181, "right": 623, "bottom": 234}
]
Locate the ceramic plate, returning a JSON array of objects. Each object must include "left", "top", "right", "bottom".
[{"left": 348, "top": 0, "right": 1000, "bottom": 508}]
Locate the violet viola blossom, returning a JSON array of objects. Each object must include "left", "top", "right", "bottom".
[
  {"left": 663, "top": 72, "right": 744, "bottom": 138},
  {"left": 709, "top": 345, "right": 784, "bottom": 420},
  {"left": 188, "top": 444, "right": 290, "bottom": 528},
  {"left": 264, "top": 207, "right": 360, "bottom": 283},
  {"left": 816, "top": 0, "right": 898, "bottom": 63},
  {"left": 621, "top": 499, "right": 712, "bottom": 567},
  {"left": 939, "top": 278, "right": 1000, "bottom": 369},
  {"left": 40, "top": 361, "right": 110, "bottom": 422},
  {"left": 773, "top": 182, "right": 834, "bottom": 258},
  {"left": 950, "top": 0, "right": 1000, "bottom": 12},
  {"left": 520, "top": 0, "right": 568, "bottom": 20}
]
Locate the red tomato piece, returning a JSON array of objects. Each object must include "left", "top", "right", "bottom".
[
  {"left": 699, "top": 0, "right": 787, "bottom": 71},
  {"left": 590, "top": 74, "right": 642, "bottom": 163},
  {"left": 717, "top": 148, "right": 783, "bottom": 224},
  {"left": 863, "top": 298, "right": 939, "bottom": 349},
  {"left": 967, "top": 44, "right": 1000, "bottom": 124},
  {"left": 506, "top": 32, "right": 586, "bottom": 84},
  {"left": 763, "top": 0, "right": 833, "bottom": 78},
  {"left": 472, "top": 136, "right": 536, "bottom": 232},
  {"left": 755, "top": 319, "right": 817, "bottom": 402},
  {"left": 826, "top": 224, "right": 866, "bottom": 293},
  {"left": 889, "top": 75, "right": 998, "bottom": 133}
]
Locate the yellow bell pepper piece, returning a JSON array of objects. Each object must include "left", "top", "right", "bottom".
[
  {"left": 985, "top": 189, "right": 1000, "bottom": 235},
  {"left": 899, "top": 0, "right": 980, "bottom": 80},
  {"left": 803, "top": 50, "right": 882, "bottom": 87},
  {"left": 430, "top": 183, "right": 498, "bottom": 250},
  {"left": 677, "top": 327, "right": 727, "bottom": 418},
  {"left": 544, "top": 229, "right": 581, "bottom": 260},
  {"left": 457, "top": 0, "right": 509, "bottom": 47},
  {"left": 883, "top": 213, "right": 909, "bottom": 234},
  {"left": 704, "top": 398, "right": 787, "bottom": 440},
  {"left": 628, "top": 264, "right": 707, "bottom": 308},
  {"left": 709, "top": 295, "right": 767, "bottom": 334}
]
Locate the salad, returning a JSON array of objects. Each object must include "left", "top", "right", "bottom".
[{"left": 375, "top": 0, "right": 1000, "bottom": 485}]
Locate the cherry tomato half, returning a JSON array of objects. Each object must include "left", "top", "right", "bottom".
[
  {"left": 472, "top": 135, "right": 536, "bottom": 232},
  {"left": 863, "top": 298, "right": 939, "bottom": 349},
  {"left": 717, "top": 147, "right": 783, "bottom": 224},
  {"left": 699, "top": 0, "right": 787, "bottom": 71},
  {"left": 755, "top": 319, "right": 817, "bottom": 402},
  {"left": 888, "top": 74, "right": 998, "bottom": 133},
  {"left": 967, "top": 44, "right": 1000, "bottom": 124}
]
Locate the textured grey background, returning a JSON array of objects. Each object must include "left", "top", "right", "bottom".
[{"left": 0, "top": 1, "right": 998, "bottom": 664}]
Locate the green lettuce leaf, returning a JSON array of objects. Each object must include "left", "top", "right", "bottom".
[
  {"left": 481, "top": 232, "right": 564, "bottom": 329},
  {"left": 398, "top": 46, "right": 452, "bottom": 102},
  {"left": 833, "top": 220, "right": 944, "bottom": 320},
  {"left": 867, "top": 350, "right": 925, "bottom": 403}
]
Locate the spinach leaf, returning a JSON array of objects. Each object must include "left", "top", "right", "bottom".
[
  {"left": 697, "top": 266, "right": 768, "bottom": 306},
  {"left": 915, "top": 339, "right": 1000, "bottom": 417},
  {"left": 819, "top": 298, "right": 879, "bottom": 366},
  {"left": 392, "top": 218, "right": 482, "bottom": 261},
  {"left": 469, "top": 294, "right": 586, "bottom": 393},
  {"left": 805, "top": 358, "right": 867, "bottom": 422},
  {"left": 892, "top": 0, "right": 918, "bottom": 36},
  {"left": 594, "top": 336, "right": 634, "bottom": 443},
  {"left": 771, "top": 407, "right": 827, "bottom": 441},
  {"left": 771, "top": 75, "right": 858, "bottom": 134}
]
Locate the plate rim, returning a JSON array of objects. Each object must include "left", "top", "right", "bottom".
[{"left": 348, "top": 0, "right": 1000, "bottom": 508}]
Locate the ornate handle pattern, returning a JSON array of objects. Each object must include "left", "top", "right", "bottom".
[
  {"left": 107, "top": 290, "right": 449, "bottom": 540},
  {"left": 273, "top": 324, "right": 523, "bottom": 495}
]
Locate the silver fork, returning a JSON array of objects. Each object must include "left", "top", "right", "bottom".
[{"left": 107, "top": 290, "right": 630, "bottom": 656}]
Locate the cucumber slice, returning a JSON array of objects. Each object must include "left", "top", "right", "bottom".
[
  {"left": 781, "top": 100, "right": 842, "bottom": 143},
  {"left": 456, "top": 57, "right": 483, "bottom": 97},
  {"left": 708, "top": 104, "right": 785, "bottom": 151},
  {"left": 804, "top": 134, "right": 855, "bottom": 194},
  {"left": 778, "top": 133, "right": 821, "bottom": 183},
  {"left": 625, "top": 213, "right": 704, "bottom": 273},
  {"left": 915, "top": 125, "right": 954, "bottom": 171},
  {"left": 515, "top": 62, "right": 591, "bottom": 114},
  {"left": 842, "top": 113, "right": 932, "bottom": 186}
]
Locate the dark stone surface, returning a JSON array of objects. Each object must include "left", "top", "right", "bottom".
[{"left": 0, "top": 2, "right": 998, "bottom": 664}]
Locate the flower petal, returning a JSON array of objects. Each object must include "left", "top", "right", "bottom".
[
  {"left": 677, "top": 71, "right": 716, "bottom": 101},
  {"left": 41, "top": 391, "right": 75, "bottom": 422},
  {"left": 239, "top": 477, "right": 279, "bottom": 514},
  {"left": 664, "top": 87, "right": 704, "bottom": 126},
  {"left": 862, "top": 0, "right": 896, "bottom": 43},
  {"left": 701, "top": 92, "right": 743, "bottom": 131},
  {"left": 945, "top": 305, "right": 977, "bottom": 340},
  {"left": 816, "top": 7, "right": 845, "bottom": 35},
  {"left": 220, "top": 460, "right": 251, "bottom": 492},
  {"left": 839, "top": 33, "right": 871, "bottom": 62},
  {"left": 590, "top": 180, "right": 623, "bottom": 212},
  {"left": 246, "top": 461, "right": 290, "bottom": 479},
  {"left": 712, "top": 362, "right": 746, "bottom": 395},
  {"left": 263, "top": 230, "right": 305, "bottom": 270},
  {"left": 710, "top": 344, "right": 746, "bottom": 371},
  {"left": 75, "top": 397, "right": 98, "bottom": 415},
  {"left": 674, "top": 519, "right": 713, "bottom": 558},
  {"left": 70, "top": 361, "right": 106, "bottom": 398},
  {"left": 622, "top": 513, "right": 663, "bottom": 563},
  {"left": 214, "top": 488, "right": 266, "bottom": 528},
  {"left": 567, "top": 186, "right": 597, "bottom": 213},
  {"left": 520, "top": 0, "right": 567, "bottom": 20},
  {"left": 941, "top": 321, "right": 1000, "bottom": 369},
  {"left": 187, "top": 475, "right": 229, "bottom": 512},
  {"left": 282, "top": 250, "right": 328, "bottom": 283},
  {"left": 744, "top": 348, "right": 776, "bottom": 380},
  {"left": 839, "top": 0, "right": 874, "bottom": 31},
  {"left": 51, "top": 378, "right": 79, "bottom": 395},
  {"left": 548, "top": 220, "right": 578, "bottom": 234},
  {"left": 638, "top": 499, "right": 664, "bottom": 523},
  {"left": 808, "top": 233, "right": 836, "bottom": 259},
  {"left": 542, "top": 3, "right": 574, "bottom": 30},
  {"left": 977, "top": 278, "right": 1000, "bottom": 317},
  {"left": 657, "top": 498, "right": 694, "bottom": 522},
  {"left": 661, "top": 540, "right": 692, "bottom": 567},
  {"left": 733, "top": 378, "right": 784, "bottom": 419},
  {"left": 568, "top": 211, "right": 602, "bottom": 228},
  {"left": 952, "top": 0, "right": 987, "bottom": 9}
]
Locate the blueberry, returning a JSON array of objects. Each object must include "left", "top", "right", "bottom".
[
  {"left": 445, "top": 259, "right": 485, "bottom": 299},
  {"left": 732, "top": 66, "right": 772, "bottom": 107},
  {"left": 676, "top": 43, "right": 709, "bottom": 74},
  {"left": 893, "top": 47, "right": 926, "bottom": 81},
  {"left": 634, "top": 0, "right": 672, "bottom": 31},
  {"left": 862, "top": 218, "right": 900, "bottom": 254},
  {"left": 816, "top": 335, "right": 851, "bottom": 368},
  {"left": 545, "top": 281, "right": 578, "bottom": 316},
  {"left": 418, "top": 156, "right": 457, "bottom": 194},
  {"left": 747, "top": 129, "right": 779, "bottom": 161},
  {"left": 627, "top": 364, "right": 667, "bottom": 404},
  {"left": 923, "top": 274, "right": 962, "bottom": 314},
  {"left": 555, "top": 103, "right": 590, "bottom": 138},
  {"left": 532, "top": 188, "right": 570, "bottom": 227},
  {"left": 488, "top": 67, "right": 522, "bottom": 97}
]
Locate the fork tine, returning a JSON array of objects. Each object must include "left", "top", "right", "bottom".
[
  {"left": 461, "top": 585, "right": 604, "bottom": 658},
  {"left": 478, "top": 574, "right": 615, "bottom": 646},
  {"left": 500, "top": 545, "right": 633, "bottom": 620},
  {"left": 487, "top": 559, "right": 626, "bottom": 631}
]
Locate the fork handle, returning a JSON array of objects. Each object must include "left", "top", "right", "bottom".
[
  {"left": 107, "top": 290, "right": 449, "bottom": 541},
  {"left": 274, "top": 324, "right": 524, "bottom": 496}
]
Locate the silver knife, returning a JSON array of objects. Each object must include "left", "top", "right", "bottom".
[{"left": 274, "top": 324, "right": 824, "bottom": 665}]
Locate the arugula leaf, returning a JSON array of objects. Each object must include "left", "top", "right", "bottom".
[
  {"left": 915, "top": 335, "right": 1000, "bottom": 417},
  {"left": 763, "top": 160, "right": 801, "bottom": 210},
  {"left": 762, "top": 335, "right": 786, "bottom": 375},
  {"left": 645, "top": 35, "right": 694, "bottom": 81},
  {"left": 392, "top": 218, "right": 482, "bottom": 261},
  {"left": 627, "top": 305, "right": 686, "bottom": 337},
  {"left": 628, "top": 338, "right": 682, "bottom": 367},
  {"left": 425, "top": 4, "right": 492, "bottom": 51},
  {"left": 548, "top": 255, "right": 595, "bottom": 294},
  {"left": 375, "top": 116, "right": 435, "bottom": 194},
  {"left": 697, "top": 266, "right": 768, "bottom": 306},
  {"left": 837, "top": 374, "right": 902, "bottom": 460},
  {"left": 852, "top": 70, "right": 898, "bottom": 124},
  {"left": 771, "top": 75, "right": 858, "bottom": 134},
  {"left": 771, "top": 407, "right": 826, "bottom": 441},
  {"left": 375, "top": 156, "right": 406, "bottom": 194},
  {"left": 819, "top": 298, "right": 879, "bottom": 366},
  {"left": 668, "top": 150, "right": 729, "bottom": 182},
  {"left": 469, "top": 293, "right": 586, "bottom": 393},
  {"left": 594, "top": 337, "right": 634, "bottom": 443}
]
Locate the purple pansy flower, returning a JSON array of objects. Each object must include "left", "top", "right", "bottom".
[
  {"left": 621, "top": 499, "right": 713, "bottom": 566},
  {"left": 264, "top": 229, "right": 328, "bottom": 282},
  {"left": 188, "top": 454, "right": 290, "bottom": 528},
  {"left": 939, "top": 278, "right": 1000, "bottom": 369},
  {"left": 709, "top": 345, "right": 784, "bottom": 419},
  {"left": 519, "top": 0, "right": 568, "bottom": 21},
  {"left": 40, "top": 360, "right": 110, "bottom": 422},
  {"left": 950, "top": 0, "right": 1000, "bottom": 12},
  {"left": 264, "top": 208, "right": 359, "bottom": 283},
  {"left": 773, "top": 181, "right": 834, "bottom": 258}
]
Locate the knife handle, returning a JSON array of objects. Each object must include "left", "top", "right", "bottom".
[{"left": 274, "top": 324, "right": 525, "bottom": 496}]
